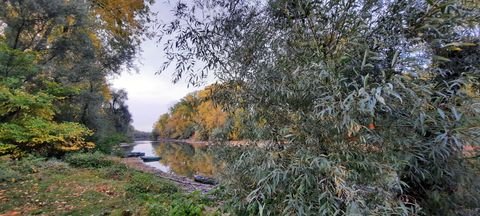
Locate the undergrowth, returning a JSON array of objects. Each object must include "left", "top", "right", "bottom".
[{"left": 0, "top": 153, "right": 217, "bottom": 215}]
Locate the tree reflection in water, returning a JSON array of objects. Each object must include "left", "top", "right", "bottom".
[{"left": 152, "top": 142, "right": 216, "bottom": 177}]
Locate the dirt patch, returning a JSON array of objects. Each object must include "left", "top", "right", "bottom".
[{"left": 118, "top": 158, "right": 215, "bottom": 193}]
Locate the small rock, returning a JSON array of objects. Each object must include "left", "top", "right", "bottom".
[{"left": 121, "top": 209, "right": 132, "bottom": 216}]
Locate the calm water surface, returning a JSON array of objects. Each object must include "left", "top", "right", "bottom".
[{"left": 127, "top": 141, "right": 216, "bottom": 177}]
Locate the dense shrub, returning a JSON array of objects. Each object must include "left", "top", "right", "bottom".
[
  {"left": 99, "top": 164, "right": 132, "bottom": 180},
  {"left": 0, "top": 161, "right": 21, "bottom": 182},
  {"left": 94, "top": 133, "right": 131, "bottom": 154},
  {"left": 0, "top": 156, "right": 68, "bottom": 182},
  {"left": 125, "top": 172, "right": 179, "bottom": 195},
  {"left": 180, "top": 125, "right": 196, "bottom": 139},
  {"left": 210, "top": 127, "right": 229, "bottom": 142},
  {"left": 169, "top": 198, "right": 204, "bottom": 216},
  {"left": 215, "top": 146, "right": 420, "bottom": 215},
  {"left": 64, "top": 152, "right": 114, "bottom": 168},
  {"left": 147, "top": 191, "right": 212, "bottom": 216}
]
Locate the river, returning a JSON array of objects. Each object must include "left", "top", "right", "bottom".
[{"left": 126, "top": 140, "right": 216, "bottom": 178}]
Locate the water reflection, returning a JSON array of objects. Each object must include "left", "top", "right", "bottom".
[
  {"left": 153, "top": 142, "right": 215, "bottom": 177},
  {"left": 130, "top": 141, "right": 171, "bottom": 173},
  {"left": 129, "top": 141, "right": 215, "bottom": 177}
]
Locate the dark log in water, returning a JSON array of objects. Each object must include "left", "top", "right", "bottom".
[
  {"left": 193, "top": 175, "right": 218, "bottom": 185},
  {"left": 140, "top": 156, "right": 161, "bottom": 162},
  {"left": 125, "top": 152, "right": 145, "bottom": 158},
  {"left": 119, "top": 143, "right": 133, "bottom": 148}
]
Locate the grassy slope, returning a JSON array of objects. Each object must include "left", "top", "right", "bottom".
[{"left": 0, "top": 154, "right": 218, "bottom": 216}]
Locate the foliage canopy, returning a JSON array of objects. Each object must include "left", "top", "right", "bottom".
[
  {"left": 0, "top": 0, "right": 154, "bottom": 156},
  {"left": 161, "top": 0, "right": 480, "bottom": 214},
  {"left": 153, "top": 85, "right": 247, "bottom": 141}
]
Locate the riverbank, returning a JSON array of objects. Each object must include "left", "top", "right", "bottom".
[
  {"left": 119, "top": 157, "right": 215, "bottom": 193},
  {"left": 154, "top": 138, "right": 209, "bottom": 145},
  {"left": 154, "top": 138, "right": 254, "bottom": 147},
  {"left": 0, "top": 154, "right": 218, "bottom": 215}
]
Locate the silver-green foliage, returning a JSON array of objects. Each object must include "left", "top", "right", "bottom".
[{"left": 161, "top": 0, "right": 480, "bottom": 214}]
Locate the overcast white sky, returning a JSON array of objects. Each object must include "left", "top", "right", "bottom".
[{"left": 109, "top": 1, "right": 211, "bottom": 132}]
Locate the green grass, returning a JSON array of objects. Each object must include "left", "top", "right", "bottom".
[{"left": 0, "top": 154, "right": 218, "bottom": 216}]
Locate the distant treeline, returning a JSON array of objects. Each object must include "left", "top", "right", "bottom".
[
  {"left": 152, "top": 85, "right": 254, "bottom": 141},
  {"left": 133, "top": 131, "right": 152, "bottom": 141}
]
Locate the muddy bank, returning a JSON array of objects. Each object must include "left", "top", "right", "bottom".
[
  {"left": 118, "top": 157, "right": 215, "bottom": 193},
  {"left": 154, "top": 138, "right": 208, "bottom": 145}
]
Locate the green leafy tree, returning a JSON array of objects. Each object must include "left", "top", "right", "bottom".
[
  {"left": 0, "top": 0, "right": 153, "bottom": 154},
  {"left": 104, "top": 89, "right": 133, "bottom": 134},
  {"left": 94, "top": 88, "right": 134, "bottom": 153},
  {"left": 0, "top": 41, "right": 94, "bottom": 157}
]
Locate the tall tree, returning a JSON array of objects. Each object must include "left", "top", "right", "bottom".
[
  {"left": 160, "top": 0, "right": 479, "bottom": 214},
  {"left": 0, "top": 0, "right": 154, "bottom": 155},
  {"left": 105, "top": 89, "right": 133, "bottom": 134}
]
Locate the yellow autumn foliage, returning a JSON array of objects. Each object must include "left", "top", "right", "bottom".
[
  {"left": 92, "top": 0, "right": 148, "bottom": 37},
  {"left": 153, "top": 84, "right": 243, "bottom": 141}
]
